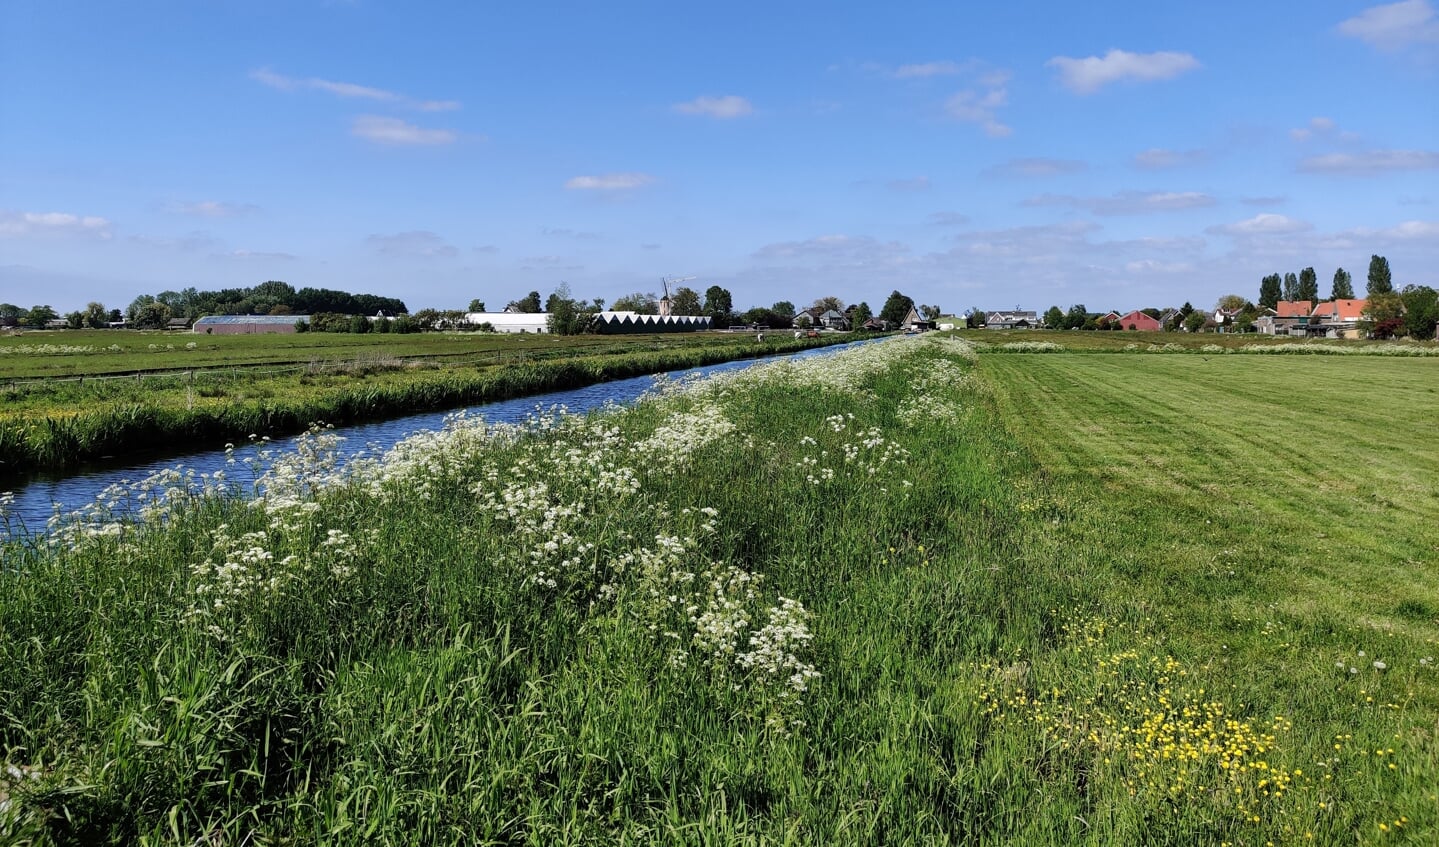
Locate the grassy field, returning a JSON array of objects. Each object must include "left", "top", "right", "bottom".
[
  {"left": 0, "top": 331, "right": 850, "bottom": 474},
  {"left": 2, "top": 337, "right": 1435, "bottom": 844},
  {"left": 960, "top": 327, "right": 1439, "bottom": 354}
]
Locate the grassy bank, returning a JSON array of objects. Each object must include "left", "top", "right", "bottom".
[
  {"left": 2, "top": 338, "right": 1435, "bottom": 843},
  {"left": 0, "top": 333, "right": 851, "bottom": 475}
]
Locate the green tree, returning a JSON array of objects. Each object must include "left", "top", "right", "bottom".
[
  {"left": 1258, "top": 274, "right": 1282, "bottom": 309},
  {"left": 1184, "top": 310, "right": 1208, "bottom": 333},
  {"left": 879, "top": 291, "right": 915, "bottom": 327},
  {"left": 811, "top": 295, "right": 845, "bottom": 314},
  {"left": 1359, "top": 291, "right": 1404, "bottom": 338},
  {"left": 1367, "top": 255, "right": 1393, "bottom": 295},
  {"left": 1296, "top": 267, "right": 1318, "bottom": 305},
  {"left": 919, "top": 304, "right": 942, "bottom": 320},
  {"left": 1282, "top": 272, "right": 1299, "bottom": 302},
  {"left": 1042, "top": 306, "right": 1064, "bottom": 329},
  {"left": 849, "top": 301, "right": 873, "bottom": 326},
  {"left": 1400, "top": 285, "right": 1438, "bottom": 340},
  {"left": 669, "top": 287, "right": 703, "bottom": 316},
  {"left": 611, "top": 292, "right": 659, "bottom": 314},
  {"left": 770, "top": 300, "right": 795, "bottom": 319},
  {"left": 0, "top": 303, "right": 21, "bottom": 321},
  {"left": 133, "top": 301, "right": 173, "bottom": 329},
  {"left": 467, "top": 299, "right": 486, "bottom": 313},
  {"left": 24, "top": 305, "right": 57, "bottom": 328},
  {"left": 1330, "top": 267, "right": 1354, "bottom": 300},
  {"left": 65, "top": 311, "right": 84, "bottom": 329},
  {"left": 545, "top": 282, "right": 598, "bottom": 335},
  {"left": 1216, "top": 294, "right": 1247, "bottom": 312},
  {"left": 81, "top": 302, "right": 108, "bottom": 329},
  {"left": 1064, "top": 304, "right": 1088, "bottom": 330},
  {"left": 507, "top": 291, "right": 542, "bottom": 313},
  {"left": 703, "top": 285, "right": 734, "bottom": 327}
]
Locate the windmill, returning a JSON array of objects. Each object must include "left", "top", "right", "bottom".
[{"left": 659, "top": 276, "right": 695, "bottom": 317}]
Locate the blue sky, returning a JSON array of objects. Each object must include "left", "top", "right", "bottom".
[{"left": 2, "top": 0, "right": 1436, "bottom": 316}]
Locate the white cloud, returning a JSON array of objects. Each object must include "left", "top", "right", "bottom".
[
  {"left": 987, "top": 157, "right": 1088, "bottom": 177},
  {"left": 1298, "top": 149, "right": 1439, "bottom": 174},
  {"left": 1125, "top": 259, "right": 1194, "bottom": 274},
  {"left": 1206, "top": 213, "right": 1313, "bottom": 236},
  {"left": 564, "top": 173, "right": 654, "bottom": 190},
  {"left": 1337, "top": 220, "right": 1439, "bottom": 241},
  {"left": 250, "top": 67, "right": 460, "bottom": 111},
  {"left": 1026, "top": 190, "right": 1217, "bottom": 215},
  {"left": 1337, "top": 0, "right": 1439, "bottom": 51},
  {"left": 351, "top": 116, "right": 457, "bottom": 146},
  {"left": 0, "top": 210, "right": 113, "bottom": 239},
  {"left": 894, "top": 60, "right": 964, "bottom": 78},
  {"left": 1047, "top": 49, "right": 1201, "bottom": 94},
  {"left": 944, "top": 71, "right": 1011, "bottom": 137},
  {"left": 673, "top": 95, "right": 753, "bottom": 119},
  {"left": 365, "top": 231, "right": 459, "bottom": 257},
  {"left": 1290, "top": 116, "right": 1339, "bottom": 142},
  {"left": 1132, "top": 148, "right": 1208, "bottom": 170}
]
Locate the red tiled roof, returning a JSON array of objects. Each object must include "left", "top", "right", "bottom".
[
  {"left": 1275, "top": 300, "right": 1311, "bottom": 318},
  {"left": 1311, "top": 299, "right": 1366, "bottom": 321}
]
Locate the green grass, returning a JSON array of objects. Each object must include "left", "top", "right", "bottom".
[
  {"left": 2, "top": 338, "right": 1435, "bottom": 844},
  {"left": 0, "top": 332, "right": 853, "bottom": 474},
  {"left": 958, "top": 327, "right": 1439, "bottom": 354}
]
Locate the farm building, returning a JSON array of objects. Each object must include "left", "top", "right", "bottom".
[
  {"left": 464, "top": 312, "right": 552, "bottom": 333},
  {"left": 591, "top": 311, "right": 712, "bottom": 334},
  {"left": 192, "top": 315, "right": 307, "bottom": 334},
  {"left": 1116, "top": 310, "right": 1162, "bottom": 331}
]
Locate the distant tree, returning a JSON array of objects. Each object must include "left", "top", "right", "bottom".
[
  {"left": 468, "top": 299, "right": 486, "bottom": 313},
  {"left": 1366, "top": 255, "right": 1393, "bottom": 295},
  {"left": 1043, "top": 305, "right": 1065, "bottom": 329},
  {"left": 1330, "top": 267, "right": 1354, "bottom": 300},
  {"left": 1216, "top": 294, "right": 1247, "bottom": 312},
  {"left": 64, "top": 311, "right": 83, "bottom": 329},
  {"left": 879, "top": 291, "right": 916, "bottom": 327},
  {"left": 704, "top": 285, "right": 734, "bottom": 327},
  {"left": 920, "top": 304, "right": 942, "bottom": 320},
  {"left": 24, "top": 305, "right": 57, "bottom": 328},
  {"left": 1064, "top": 304, "right": 1088, "bottom": 330},
  {"left": 794, "top": 314, "right": 812, "bottom": 329},
  {"left": 669, "top": 287, "right": 703, "bottom": 316},
  {"left": 770, "top": 300, "right": 795, "bottom": 319},
  {"left": 850, "top": 301, "right": 873, "bottom": 326},
  {"left": 1296, "top": 267, "right": 1319, "bottom": 305},
  {"left": 0, "top": 303, "right": 21, "bottom": 321},
  {"left": 545, "top": 282, "right": 598, "bottom": 335},
  {"left": 1360, "top": 291, "right": 1405, "bottom": 338},
  {"left": 1400, "top": 285, "right": 1438, "bottom": 340},
  {"left": 81, "top": 302, "right": 108, "bottom": 329},
  {"left": 1258, "top": 273, "right": 1282, "bottom": 309},
  {"left": 133, "top": 301, "right": 173, "bottom": 330},
  {"left": 508, "top": 291, "right": 542, "bottom": 313},
  {"left": 1141, "top": 307, "right": 1162, "bottom": 319},
  {"left": 1081, "top": 317, "right": 1099, "bottom": 331},
  {"left": 1282, "top": 272, "right": 1299, "bottom": 302},
  {"left": 611, "top": 292, "right": 658, "bottom": 313},
  {"left": 1096, "top": 316, "right": 1112, "bottom": 331},
  {"left": 811, "top": 295, "right": 846, "bottom": 314},
  {"left": 1184, "top": 310, "right": 1207, "bottom": 333},
  {"left": 965, "top": 308, "right": 985, "bottom": 329}
]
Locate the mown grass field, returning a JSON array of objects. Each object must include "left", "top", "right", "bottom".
[{"left": 2, "top": 337, "right": 1435, "bottom": 844}]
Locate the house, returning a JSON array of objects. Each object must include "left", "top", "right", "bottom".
[
  {"left": 1116, "top": 310, "right": 1161, "bottom": 332},
  {"left": 862, "top": 317, "right": 889, "bottom": 331},
  {"left": 818, "top": 309, "right": 850, "bottom": 330},
  {"left": 984, "top": 310, "right": 1038, "bottom": 329},
  {"left": 1257, "top": 300, "right": 1313, "bottom": 336},
  {"left": 1213, "top": 307, "right": 1245, "bottom": 332},
  {"left": 1099, "top": 311, "right": 1122, "bottom": 326},
  {"left": 1307, "top": 299, "right": 1367, "bottom": 339}
]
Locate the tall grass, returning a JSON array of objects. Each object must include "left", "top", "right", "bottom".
[{"left": 2, "top": 337, "right": 1435, "bottom": 843}]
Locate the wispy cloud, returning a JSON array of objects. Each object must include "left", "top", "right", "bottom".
[
  {"left": 752, "top": 234, "right": 910, "bottom": 262},
  {"left": 673, "top": 95, "right": 753, "bottom": 119},
  {"left": 541, "top": 227, "right": 602, "bottom": 239},
  {"left": 0, "top": 210, "right": 113, "bottom": 239},
  {"left": 1337, "top": 0, "right": 1439, "bottom": 51},
  {"left": 351, "top": 115, "right": 457, "bottom": 146},
  {"left": 886, "top": 176, "right": 931, "bottom": 192},
  {"left": 564, "top": 173, "right": 654, "bottom": 190},
  {"left": 165, "top": 200, "right": 259, "bottom": 218},
  {"left": 220, "top": 248, "right": 297, "bottom": 261},
  {"left": 1047, "top": 49, "right": 1201, "bottom": 94},
  {"left": 1025, "top": 190, "right": 1217, "bottom": 215},
  {"left": 365, "top": 231, "right": 458, "bottom": 257},
  {"left": 1131, "top": 148, "right": 1208, "bottom": 170},
  {"left": 1206, "top": 213, "right": 1313, "bottom": 236},
  {"left": 987, "top": 157, "right": 1088, "bottom": 177},
  {"left": 1297, "top": 149, "right": 1439, "bottom": 174},
  {"left": 250, "top": 67, "right": 460, "bottom": 111},
  {"left": 1289, "top": 116, "right": 1336, "bottom": 142},
  {"left": 926, "top": 211, "right": 971, "bottom": 227},
  {"left": 1241, "top": 195, "right": 1287, "bottom": 206},
  {"left": 893, "top": 60, "right": 965, "bottom": 78},
  {"left": 944, "top": 70, "right": 1011, "bottom": 137}
]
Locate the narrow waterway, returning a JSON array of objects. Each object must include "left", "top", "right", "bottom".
[{"left": 3, "top": 338, "right": 883, "bottom": 534}]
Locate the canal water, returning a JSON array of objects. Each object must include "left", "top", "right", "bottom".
[{"left": 3, "top": 337, "right": 882, "bottom": 534}]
